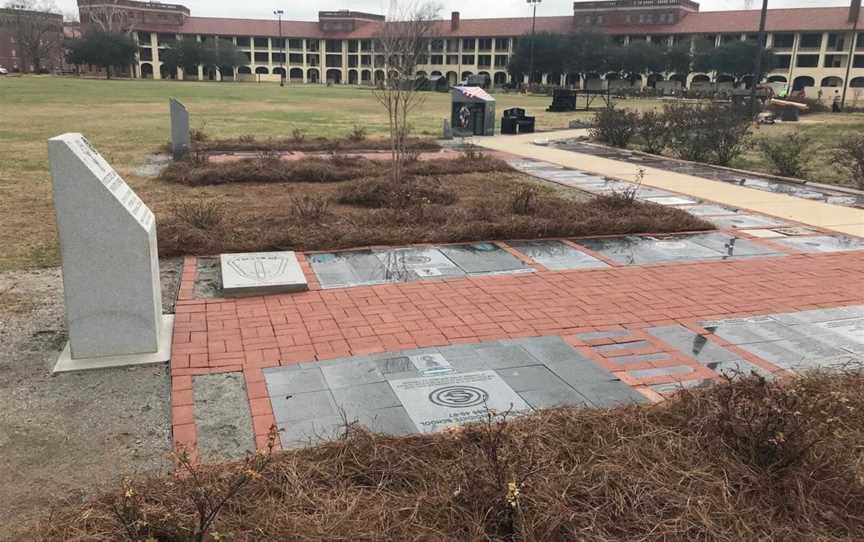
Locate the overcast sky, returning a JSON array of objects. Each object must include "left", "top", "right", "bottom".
[{"left": 54, "top": 0, "right": 853, "bottom": 22}]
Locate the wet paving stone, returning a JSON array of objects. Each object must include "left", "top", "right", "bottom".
[
  {"left": 709, "top": 214, "right": 789, "bottom": 229},
  {"left": 438, "top": 242, "right": 533, "bottom": 274},
  {"left": 573, "top": 235, "right": 738, "bottom": 265},
  {"left": 679, "top": 204, "right": 741, "bottom": 217},
  {"left": 508, "top": 240, "right": 609, "bottom": 270},
  {"left": 687, "top": 232, "right": 783, "bottom": 258},
  {"left": 774, "top": 235, "right": 864, "bottom": 253}
]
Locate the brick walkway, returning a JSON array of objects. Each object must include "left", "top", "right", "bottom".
[{"left": 169, "top": 249, "right": 864, "bottom": 454}]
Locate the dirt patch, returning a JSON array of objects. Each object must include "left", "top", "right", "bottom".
[
  {"left": 19, "top": 371, "right": 864, "bottom": 541},
  {"left": 0, "top": 259, "right": 182, "bottom": 531},
  {"left": 154, "top": 173, "right": 713, "bottom": 257},
  {"left": 193, "top": 373, "right": 255, "bottom": 464}
]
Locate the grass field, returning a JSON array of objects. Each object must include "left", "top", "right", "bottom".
[
  {"left": 1, "top": 76, "right": 862, "bottom": 271},
  {"left": 0, "top": 76, "right": 660, "bottom": 271}
]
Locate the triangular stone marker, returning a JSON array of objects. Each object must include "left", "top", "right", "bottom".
[{"left": 49, "top": 133, "right": 173, "bottom": 373}]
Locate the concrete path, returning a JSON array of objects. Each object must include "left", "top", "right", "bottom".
[{"left": 475, "top": 130, "right": 864, "bottom": 238}]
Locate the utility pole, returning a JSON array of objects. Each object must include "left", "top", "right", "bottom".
[
  {"left": 841, "top": 0, "right": 861, "bottom": 110},
  {"left": 527, "top": 0, "right": 541, "bottom": 89},
  {"left": 749, "top": 0, "right": 769, "bottom": 116},
  {"left": 274, "top": 9, "right": 285, "bottom": 86}
]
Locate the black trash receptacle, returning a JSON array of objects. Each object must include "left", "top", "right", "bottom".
[{"left": 501, "top": 117, "right": 519, "bottom": 134}]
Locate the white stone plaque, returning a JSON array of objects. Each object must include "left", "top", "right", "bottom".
[
  {"left": 49, "top": 133, "right": 173, "bottom": 371},
  {"left": 389, "top": 370, "right": 531, "bottom": 433},
  {"left": 170, "top": 98, "right": 191, "bottom": 160},
  {"left": 408, "top": 353, "right": 453, "bottom": 376},
  {"left": 220, "top": 251, "right": 308, "bottom": 296}
]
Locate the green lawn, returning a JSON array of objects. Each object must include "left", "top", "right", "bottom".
[
  {"left": 1, "top": 76, "right": 860, "bottom": 272},
  {"left": 0, "top": 76, "right": 656, "bottom": 271}
]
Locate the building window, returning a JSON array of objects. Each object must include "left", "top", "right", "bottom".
[
  {"left": 348, "top": 56, "right": 358, "bottom": 67},
  {"left": 254, "top": 52, "right": 269, "bottom": 62},
  {"left": 348, "top": 40, "right": 358, "bottom": 53},
  {"left": 824, "top": 54, "right": 845, "bottom": 68},
  {"left": 478, "top": 38, "right": 492, "bottom": 51},
  {"left": 272, "top": 38, "right": 285, "bottom": 49},
  {"left": 773, "top": 55, "right": 791, "bottom": 69},
  {"left": 361, "top": 40, "right": 371, "bottom": 51},
  {"left": 826, "top": 33, "right": 845, "bottom": 51},
  {"left": 796, "top": 54, "right": 819, "bottom": 67},
  {"left": 431, "top": 39, "right": 444, "bottom": 51},
  {"left": 799, "top": 33, "right": 822, "bottom": 49},
  {"left": 446, "top": 54, "right": 458, "bottom": 65},
  {"left": 462, "top": 54, "right": 475, "bottom": 64},
  {"left": 137, "top": 32, "right": 151, "bottom": 42},
  {"left": 772, "top": 33, "right": 794, "bottom": 48},
  {"left": 325, "top": 54, "right": 341, "bottom": 67},
  {"left": 254, "top": 37, "right": 269, "bottom": 48},
  {"left": 430, "top": 54, "right": 443, "bottom": 65},
  {"left": 495, "top": 38, "right": 508, "bottom": 50},
  {"left": 272, "top": 52, "right": 286, "bottom": 63},
  {"left": 858, "top": 33, "right": 864, "bottom": 50},
  {"left": 236, "top": 36, "right": 251, "bottom": 47},
  {"left": 478, "top": 55, "right": 491, "bottom": 67},
  {"left": 446, "top": 38, "right": 459, "bottom": 51},
  {"left": 462, "top": 38, "right": 475, "bottom": 51},
  {"left": 138, "top": 48, "right": 152, "bottom": 61},
  {"left": 326, "top": 40, "right": 342, "bottom": 52},
  {"left": 494, "top": 54, "right": 508, "bottom": 67},
  {"left": 307, "top": 40, "right": 320, "bottom": 52},
  {"left": 289, "top": 53, "right": 303, "bottom": 64},
  {"left": 157, "top": 33, "right": 176, "bottom": 46},
  {"left": 854, "top": 54, "right": 864, "bottom": 68}
]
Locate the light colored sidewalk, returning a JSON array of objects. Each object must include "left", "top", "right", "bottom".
[{"left": 476, "top": 130, "right": 864, "bottom": 238}]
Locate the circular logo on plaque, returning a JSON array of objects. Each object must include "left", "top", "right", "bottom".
[{"left": 429, "top": 385, "right": 489, "bottom": 408}]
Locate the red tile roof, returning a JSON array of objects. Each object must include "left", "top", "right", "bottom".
[{"left": 137, "top": 6, "right": 864, "bottom": 39}]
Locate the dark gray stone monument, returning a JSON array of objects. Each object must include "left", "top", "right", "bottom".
[{"left": 169, "top": 98, "right": 191, "bottom": 160}]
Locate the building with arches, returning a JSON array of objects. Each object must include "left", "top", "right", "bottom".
[{"left": 77, "top": 0, "right": 864, "bottom": 97}]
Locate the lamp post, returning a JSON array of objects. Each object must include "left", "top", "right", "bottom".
[
  {"left": 274, "top": 9, "right": 285, "bottom": 86},
  {"left": 841, "top": 0, "right": 862, "bottom": 110},
  {"left": 749, "top": 0, "right": 768, "bottom": 116},
  {"left": 527, "top": 0, "right": 541, "bottom": 89}
]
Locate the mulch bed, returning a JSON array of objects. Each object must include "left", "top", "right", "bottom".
[{"left": 22, "top": 372, "right": 864, "bottom": 541}]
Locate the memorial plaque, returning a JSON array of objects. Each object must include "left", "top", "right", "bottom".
[
  {"left": 641, "top": 196, "right": 699, "bottom": 206},
  {"left": 408, "top": 353, "right": 454, "bottom": 376},
  {"left": 49, "top": 133, "right": 172, "bottom": 371},
  {"left": 170, "top": 98, "right": 191, "bottom": 160},
  {"left": 775, "top": 235, "right": 864, "bottom": 253},
  {"left": 220, "top": 251, "right": 308, "bottom": 296},
  {"left": 439, "top": 242, "right": 533, "bottom": 274},
  {"left": 390, "top": 370, "right": 531, "bottom": 433},
  {"left": 508, "top": 240, "right": 609, "bottom": 270},
  {"left": 375, "top": 247, "right": 464, "bottom": 280}
]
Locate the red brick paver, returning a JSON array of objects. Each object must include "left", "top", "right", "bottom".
[{"left": 168, "top": 250, "right": 864, "bottom": 455}]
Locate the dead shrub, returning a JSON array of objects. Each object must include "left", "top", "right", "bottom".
[
  {"left": 757, "top": 133, "right": 811, "bottom": 178},
  {"left": 169, "top": 199, "right": 227, "bottom": 230},
  {"left": 347, "top": 124, "right": 368, "bottom": 142},
  {"left": 189, "top": 128, "right": 208, "bottom": 143},
  {"left": 510, "top": 185, "right": 539, "bottom": 215},
  {"left": 833, "top": 134, "right": 864, "bottom": 189},
  {"left": 288, "top": 194, "right": 331, "bottom": 223},
  {"left": 590, "top": 104, "right": 640, "bottom": 148},
  {"left": 237, "top": 134, "right": 255, "bottom": 144},
  {"left": 291, "top": 128, "right": 306, "bottom": 143},
  {"left": 336, "top": 177, "right": 458, "bottom": 209},
  {"left": 255, "top": 149, "right": 281, "bottom": 166}
]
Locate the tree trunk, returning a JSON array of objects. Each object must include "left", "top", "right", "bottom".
[{"left": 107, "top": 65, "right": 112, "bottom": 80}]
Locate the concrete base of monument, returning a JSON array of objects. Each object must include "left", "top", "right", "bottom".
[{"left": 53, "top": 315, "right": 175, "bottom": 373}]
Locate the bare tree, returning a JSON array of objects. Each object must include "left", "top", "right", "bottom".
[
  {"left": 2, "top": 1, "right": 63, "bottom": 73},
  {"left": 373, "top": 0, "right": 440, "bottom": 184},
  {"left": 81, "top": 0, "right": 134, "bottom": 33}
]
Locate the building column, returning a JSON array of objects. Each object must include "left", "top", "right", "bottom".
[{"left": 152, "top": 34, "right": 161, "bottom": 80}]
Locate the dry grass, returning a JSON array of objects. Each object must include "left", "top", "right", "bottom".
[
  {"left": 196, "top": 136, "right": 440, "bottom": 153},
  {"left": 158, "top": 155, "right": 515, "bottom": 186},
  {"left": 155, "top": 172, "right": 712, "bottom": 257},
  {"left": 21, "top": 371, "right": 864, "bottom": 542}
]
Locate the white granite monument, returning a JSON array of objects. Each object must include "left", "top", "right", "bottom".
[
  {"left": 169, "top": 98, "right": 191, "bottom": 160},
  {"left": 49, "top": 133, "right": 174, "bottom": 372}
]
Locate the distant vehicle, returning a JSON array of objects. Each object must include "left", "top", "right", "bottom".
[{"left": 0, "top": 66, "right": 8, "bottom": 75}]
